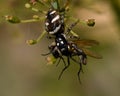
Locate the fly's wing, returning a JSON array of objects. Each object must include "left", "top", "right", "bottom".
[
  {"left": 73, "top": 39, "right": 99, "bottom": 48},
  {"left": 82, "top": 48, "right": 102, "bottom": 59},
  {"left": 73, "top": 39, "right": 102, "bottom": 59}
]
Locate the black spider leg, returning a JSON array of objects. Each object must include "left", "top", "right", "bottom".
[
  {"left": 60, "top": 0, "right": 69, "bottom": 12},
  {"left": 58, "top": 56, "right": 70, "bottom": 80},
  {"left": 70, "top": 56, "right": 83, "bottom": 72},
  {"left": 71, "top": 44, "right": 86, "bottom": 83},
  {"left": 72, "top": 44, "right": 85, "bottom": 72},
  {"left": 78, "top": 56, "right": 84, "bottom": 73},
  {"left": 77, "top": 51, "right": 86, "bottom": 84},
  {"left": 41, "top": 51, "right": 52, "bottom": 56},
  {"left": 56, "top": 58, "right": 61, "bottom": 67},
  {"left": 73, "top": 53, "right": 84, "bottom": 73},
  {"left": 56, "top": 56, "right": 66, "bottom": 67},
  {"left": 41, "top": 43, "right": 55, "bottom": 56},
  {"left": 46, "top": 34, "right": 55, "bottom": 39},
  {"left": 66, "top": 19, "right": 79, "bottom": 35},
  {"left": 70, "top": 56, "right": 79, "bottom": 64},
  {"left": 77, "top": 61, "right": 82, "bottom": 84},
  {"left": 70, "top": 56, "right": 79, "bottom": 63},
  {"left": 70, "top": 56, "right": 82, "bottom": 84}
]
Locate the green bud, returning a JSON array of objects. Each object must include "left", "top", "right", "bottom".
[
  {"left": 46, "top": 56, "right": 57, "bottom": 65},
  {"left": 26, "top": 39, "right": 37, "bottom": 45},
  {"left": 25, "top": 3, "right": 31, "bottom": 9},
  {"left": 5, "top": 15, "right": 21, "bottom": 24},
  {"left": 33, "top": 15, "right": 39, "bottom": 19},
  {"left": 30, "top": 0, "right": 37, "bottom": 5},
  {"left": 87, "top": 19, "right": 95, "bottom": 27},
  {"left": 65, "top": 6, "right": 69, "bottom": 11}
]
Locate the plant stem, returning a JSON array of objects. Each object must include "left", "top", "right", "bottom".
[
  {"left": 37, "top": 0, "right": 49, "bottom": 8},
  {"left": 37, "top": 30, "right": 47, "bottom": 42},
  {"left": 21, "top": 19, "right": 40, "bottom": 23}
]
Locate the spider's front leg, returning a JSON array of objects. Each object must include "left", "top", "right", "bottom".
[{"left": 58, "top": 56, "right": 70, "bottom": 80}]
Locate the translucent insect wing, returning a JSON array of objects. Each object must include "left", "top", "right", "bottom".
[
  {"left": 82, "top": 48, "right": 102, "bottom": 59},
  {"left": 73, "top": 39, "right": 99, "bottom": 48},
  {"left": 73, "top": 39, "right": 102, "bottom": 59}
]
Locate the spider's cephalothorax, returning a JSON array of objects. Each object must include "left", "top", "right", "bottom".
[
  {"left": 43, "top": 34, "right": 87, "bottom": 83},
  {"left": 55, "top": 34, "right": 70, "bottom": 56},
  {"left": 53, "top": 34, "right": 87, "bottom": 65},
  {"left": 45, "top": 9, "right": 64, "bottom": 35}
]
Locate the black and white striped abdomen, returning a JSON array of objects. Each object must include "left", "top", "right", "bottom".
[{"left": 45, "top": 9, "right": 64, "bottom": 35}]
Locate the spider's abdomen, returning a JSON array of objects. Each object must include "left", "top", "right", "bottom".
[{"left": 45, "top": 9, "right": 64, "bottom": 35}]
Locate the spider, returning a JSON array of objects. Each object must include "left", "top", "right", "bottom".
[
  {"left": 42, "top": 20, "right": 102, "bottom": 83},
  {"left": 42, "top": 33, "right": 87, "bottom": 83}
]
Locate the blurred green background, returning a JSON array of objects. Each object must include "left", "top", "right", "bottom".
[{"left": 0, "top": 0, "right": 120, "bottom": 96}]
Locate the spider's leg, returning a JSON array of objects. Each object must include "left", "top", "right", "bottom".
[
  {"left": 61, "top": 56, "right": 67, "bottom": 67},
  {"left": 60, "top": 0, "right": 70, "bottom": 12},
  {"left": 41, "top": 52, "right": 51, "bottom": 56},
  {"left": 56, "top": 58, "right": 61, "bottom": 67},
  {"left": 70, "top": 56, "right": 83, "bottom": 84},
  {"left": 77, "top": 62, "right": 82, "bottom": 84},
  {"left": 70, "top": 57, "right": 80, "bottom": 64},
  {"left": 56, "top": 56, "right": 67, "bottom": 67},
  {"left": 46, "top": 34, "right": 55, "bottom": 39},
  {"left": 66, "top": 19, "right": 79, "bottom": 34},
  {"left": 78, "top": 56, "right": 84, "bottom": 73},
  {"left": 58, "top": 56, "right": 70, "bottom": 80}
]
